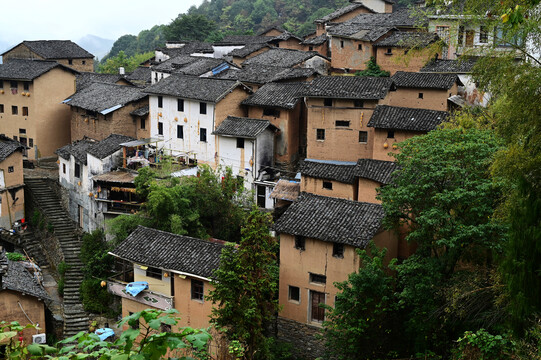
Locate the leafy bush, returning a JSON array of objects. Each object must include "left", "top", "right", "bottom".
[
  {"left": 6, "top": 252, "right": 25, "bottom": 261},
  {"left": 31, "top": 210, "right": 41, "bottom": 226},
  {"left": 57, "top": 261, "right": 69, "bottom": 276},
  {"left": 455, "top": 329, "right": 515, "bottom": 360},
  {"left": 355, "top": 57, "right": 390, "bottom": 77},
  {"left": 268, "top": 337, "right": 294, "bottom": 360},
  {"left": 80, "top": 278, "right": 118, "bottom": 317},
  {"left": 57, "top": 277, "right": 64, "bottom": 296}
]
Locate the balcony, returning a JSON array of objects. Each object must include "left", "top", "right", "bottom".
[{"left": 107, "top": 279, "right": 173, "bottom": 310}]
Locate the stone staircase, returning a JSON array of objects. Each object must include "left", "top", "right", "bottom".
[{"left": 25, "top": 178, "right": 89, "bottom": 337}]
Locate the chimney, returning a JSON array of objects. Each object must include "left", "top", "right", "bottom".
[{"left": 119, "top": 67, "right": 125, "bottom": 75}]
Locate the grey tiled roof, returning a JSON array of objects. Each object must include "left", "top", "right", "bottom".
[
  {"left": 270, "top": 31, "right": 303, "bottom": 42},
  {"left": 218, "top": 35, "right": 274, "bottom": 45},
  {"left": 144, "top": 74, "right": 247, "bottom": 103},
  {"left": 1, "top": 257, "right": 50, "bottom": 300},
  {"left": 274, "top": 192, "right": 384, "bottom": 247},
  {"left": 175, "top": 57, "right": 236, "bottom": 76},
  {"left": 213, "top": 116, "right": 275, "bottom": 138},
  {"left": 300, "top": 159, "right": 357, "bottom": 184},
  {"left": 158, "top": 42, "right": 214, "bottom": 56},
  {"left": 242, "top": 48, "right": 323, "bottom": 68},
  {"left": 87, "top": 134, "right": 135, "bottom": 160},
  {"left": 0, "top": 59, "right": 76, "bottom": 81},
  {"left": 315, "top": 3, "right": 375, "bottom": 24},
  {"left": 331, "top": 25, "right": 394, "bottom": 41},
  {"left": 420, "top": 58, "right": 477, "bottom": 73},
  {"left": 367, "top": 105, "right": 449, "bottom": 131},
  {"left": 355, "top": 159, "right": 397, "bottom": 185},
  {"left": 56, "top": 138, "right": 97, "bottom": 165},
  {"left": 229, "top": 43, "right": 271, "bottom": 58},
  {"left": 374, "top": 32, "right": 439, "bottom": 48},
  {"left": 242, "top": 82, "right": 308, "bottom": 109},
  {"left": 152, "top": 55, "right": 197, "bottom": 73},
  {"left": 271, "top": 67, "right": 318, "bottom": 82},
  {"left": 2, "top": 40, "right": 93, "bottom": 59},
  {"left": 126, "top": 66, "right": 152, "bottom": 83},
  {"left": 301, "top": 34, "right": 328, "bottom": 46},
  {"left": 304, "top": 76, "right": 393, "bottom": 99},
  {"left": 130, "top": 105, "right": 149, "bottom": 117},
  {"left": 76, "top": 72, "right": 127, "bottom": 91},
  {"left": 110, "top": 226, "right": 227, "bottom": 279},
  {"left": 391, "top": 71, "right": 462, "bottom": 89},
  {"left": 64, "top": 83, "right": 147, "bottom": 113},
  {"left": 215, "top": 64, "right": 286, "bottom": 85},
  {"left": 0, "top": 135, "right": 24, "bottom": 162}
]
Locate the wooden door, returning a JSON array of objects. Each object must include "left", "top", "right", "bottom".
[
  {"left": 311, "top": 291, "right": 325, "bottom": 322},
  {"left": 466, "top": 30, "right": 475, "bottom": 46}
]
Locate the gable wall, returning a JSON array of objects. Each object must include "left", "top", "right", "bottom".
[
  {"left": 330, "top": 38, "right": 373, "bottom": 71},
  {"left": 375, "top": 46, "right": 438, "bottom": 75},
  {"left": 301, "top": 175, "right": 356, "bottom": 200},
  {"left": 1, "top": 44, "right": 45, "bottom": 62}
]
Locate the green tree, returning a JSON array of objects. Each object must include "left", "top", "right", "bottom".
[
  {"left": 355, "top": 57, "right": 390, "bottom": 77},
  {"left": 163, "top": 14, "right": 217, "bottom": 42},
  {"left": 322, "top": 244, "right": 400, "bottom": 359},
  {"left": 98, "top": 50, "right": 154, "bottom": 74},
  {"left": 207, "top": 208, "right": 279, "bottom": 360}
]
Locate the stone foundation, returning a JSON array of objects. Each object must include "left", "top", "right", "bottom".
[{"left": 276, "top": 316, "right": 327, "bottom": 360}]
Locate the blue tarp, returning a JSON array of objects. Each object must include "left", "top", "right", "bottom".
[
  {"left": 125, "top": 281, "right": 148, "bottom": 297},
  {"left": 95, "top": 328, "right": 115, "bottom": 341}
]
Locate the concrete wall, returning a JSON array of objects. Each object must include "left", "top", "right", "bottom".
[
  {"left": 375, "top": 47, "right": 438, "bottom": 75},
  {"left": 306, "top": 98, "right": 378, "bottom": 162},
  {"left": 301, "top": 175, "right": 356, "bottom": 200},
  {"left": 387, "top": 85, "right": 457, "bottom": 111},
  {"left": 70, "top": 98, "right": 148, "bottom": 142},
  {"left": 0, "top": 151, "right": 24, "bottom": 228},
  {"left": 0, "top": 290, "right": 46, "bottom": 344}
]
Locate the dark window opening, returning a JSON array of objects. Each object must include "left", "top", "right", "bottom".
[
  {"left": 19, "top": 128, "right": 26, "bottom": 134},
  {"left": 358, "top": 44, "right": 362, "bottom": 50},
  {"left": 418, "top": 92, "right": 424, "bottom": 99},
  {"left": 200, "top": 102, "right": 207, "bottom": 115},
  {"left": 82, "top": 60, "right": 86, "bottom": 65},
  {"left": 309, "top": 46, "right": 313, "bottom": 51},
  {"left": 236, "top": 138, "right": 244, "bottom": 149},
  {"left": 177, "top": 125, "right": 183, "bottom": 139},
  {"left": 0, "top": 80, "right": 3, "bottom": 89},
  {"left": 23, "top": 82, "right": 29, "bottom": 91},
  {"left": 479, "top": 26, "right": 488, "bottom": 43},
  {"left": 256, "top": 185, "right": 266, "bottom": 208},
  {"left": 161, "top": 324, "right": 171, "bottom": 333},
  {"left": 294, "top": 235, "right": 305, "bottom": 251},
  {"left": 322, "top": 181, "right": 333, "bottom": 190},
  {"left": 333, "top": 242, "right": 344, "bottom": 258},
  {"left": 335, "top": 120, "right": 350, "bottom": 127},
  {"left": 177, "top": 99, "right": 184, "bottom": 112},
  {"left": 0, "top": 104, "right": 4, "bottom": 113},
  {"left": 340, "top": 40, "right": 344, "bottom": 48},
  {"left": 324, "top": 98, "right": 332, "bottom": 107},
  {"left": 387, "top": 130, "right": 395, "bottom": 138},
  {"left": 458, "top": 25, "right": 465, "bottom": 46},
  {"left": 12, "top": 106, "right": 18, "bottom": 115},
  {"left": 289, "top": 286, "right": 300, "bottom": 302},
  {"left": 200, "top": 128, "right": 207, "bottom": 142},
  {"left": 74, "top": 163, "right": 81, "bottom": 178},
  {"left": 157, "top": 96, "right": 163, "bottom": 108},
  {"left": 62, "top": 163, "right": 66, "bottom": 174},
  {"left": 68, "top": 59, "right": 73, "bottom": 65},
  {"left": 310, "top": 273, "right": 327, "bottom": 284},
  {"left": 386, "top": 48, "right": 392, "bottom": 54},
  {"left": 353, "top": 100, "right": 364, "bottom": 108},
  {"left": 8, "top": 166, "right": 14, "bottom": 173},
  {"left": 140, "top": 117, "right": 145, "bottom": 129},
  {"left": 316, "top": 128, "right": 325, "bottom": 140},
  {"left": 22, "top": 107, "right": 28, "bottom": 116},
  {"left": 263, "top": 108, "right": 280, "bottom": 117},
  {"left": 146, "top": 266, "right": 162, "bottom": 280},
  {"left": 10, "top": 81, "right": 17, "bottom": 89},
  {"left": 359, "top": 131, "right": 368, "bottom": 143},
  {"left": 158, "top": 122, "right": 163, "bottom": 135},
  {"left": 191, "top": 279, "right": 204, "bottom": 301},
  {"left": 29, "top": 138, "right": 33, "bottom": 147}
]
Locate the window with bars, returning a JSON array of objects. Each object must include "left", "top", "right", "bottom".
[
  {"left": 146, "top": 266, "right": 162, "bottom": 280},
  {"left": 191, "top": 279, "right": 204, "bottom": 301},
  {"left": 310, "top": 273, "right": 326, "bottom": 284},
  {"left": 333, "top": 242, "right": 344, "bottom": 258},
  {"left": 316, "top": 128, "right": 325, "bottom": 141},
  {"left": 294, "top": 235, "right": 305, "bottom": 251},
  {"left": 288, "top": 286, "right": 300, "bottom": 302},
  {"left": 359, "top": 131, "right": 368, "bottom": 143}
]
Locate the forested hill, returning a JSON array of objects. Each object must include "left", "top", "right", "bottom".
[{"left": 102, "top": 0, "right": 415, "bottom": 62}]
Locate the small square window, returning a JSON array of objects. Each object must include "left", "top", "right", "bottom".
[
  {"left": 309, "top": 46, "right": 313, "bottom": 51},
  {"left": 158, "top": 122, "right": 163, "bottom": 135},
  {"left": 177, "top": 99, "right": 184, "bottom": 112},
  {"left": 263, "top": 108, "right": 280, "bottom": 117},
  {"left": 353, "top": 100, "right": 364, "bottom": 108},
  {"left": 200, "top": 128, "right": 207, "bottom": 142},
  {"left": 324, "top": 98, "right": 332, "bottom": 107},
  {"left": 8, "top": 166, "right": 14, "bottom": 173},
  {"left": 12, "top": 106, "right": 18, "bottom": 115},
  {"left": 236, "top": 138, "right": 244, "bottom": 149},
  {"left": 333, "top": 242, "right": 344, "bottom": 258},
  {"left": 359, "top": 131, "right": 368, "bottom": 143},
  {"left": 386, "top": 48, "right": 392, "bottom": 54},
  {"left": 322, "top": 181, "right": 333, "bottom": 190},
  {"left": 157, "top": 96, "right": 163, "bottom": 108},
  {"left": 140, "top": 117, "right": 145, "bottom": 129},
  {"left": 316, "top": 128, "right": 325, "bottom": 141},
  {"left": 62, "top": 163, "right": 66, "bottom": 174},
  {"left": 191, "top": 279, "right": 204, "bottom": 301},
  {"left": 177, "top": 125, "right": 183, "bottom": 139},
  {"left": 289, "top": 286, "right": 300, "bottom": 302},
  {"left": 19, "top": 128, "right": 26, "bottom": 134},
  {"left": 22, "top": 107, "right": 28, "bottom": 116},
  {"left": 146, "top": 266, "right": 162, "bottom": 280},
  {"left": 418, "top": 92, "right": 424, "bottom": 99},
  {"left": 10, "top": 81, "right": 17, "bottom": 89},
  {"left": 358, "top": 44, "right": 362, "bottom": 50},
  {"left": 68, "top": 59, "right": 73, "bottom": 65},
  {"left": 335, "top": 120, "right": 350, "bottom": 127},
  {"left": 0, "top": 104, "right": 4, "bottom": 113},
  {"left": 23, "top": 82, "right": 29, "bottom": 91},
  {"left": 82, "top": 60, "right": 86, "bottom": 65},
  {"left": 294, "top": 235, "right": 305, "bottom": 251},
  {"left": 387, "top": 130, "right": 395, "bottom": 139},
  {"left": 200, "top": 102, "right": 207, "bottom": 115},
  {"left": 310, "top": 273, "right": 327, "bottom": 284}
]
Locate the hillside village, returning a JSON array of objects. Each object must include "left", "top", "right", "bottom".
[{"left": 0, "top": 0, "right": 539, "bottom": 359}]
